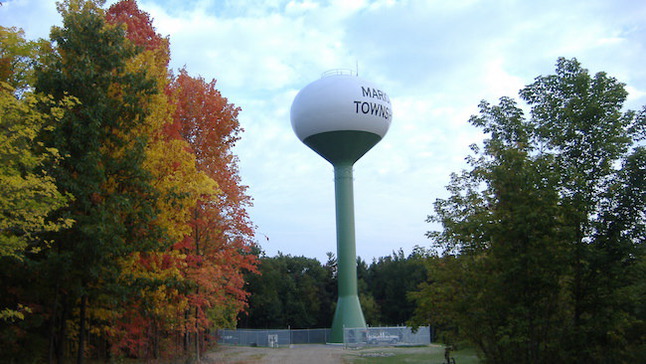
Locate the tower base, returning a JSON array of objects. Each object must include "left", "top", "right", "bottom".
[{"left": 330, "top": 294, "right": 366, "bottom": 343}]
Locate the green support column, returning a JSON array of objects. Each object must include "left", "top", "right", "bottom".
[{"left": 330, "top": 162, "right": 366, "bottom": 343}]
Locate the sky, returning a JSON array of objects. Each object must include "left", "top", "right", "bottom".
[{"left": 2, "top": 0, "right": 646, "bottom": 263}]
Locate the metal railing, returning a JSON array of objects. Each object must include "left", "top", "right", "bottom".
[{"left": 321, "top": 69, "right": 356, "bottom": 77}]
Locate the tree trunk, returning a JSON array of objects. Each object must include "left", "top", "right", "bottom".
[
  {"left": 48, "top": 283, "right": 60, "bottom": 364},
  {"left": 184, "top": 310, "right": 190, "bottom": 353},
  {"left": 194, "top": 209, "right": 202, "bottom": 362},
  {"left": 573, "top": 227, "right": 584, "bottom": 329},
  {"left": 195, "top": 306, "right": 200, "bottom": 363},
  {"left": 57, "top": 298, "right": 68, "bottom": 364},
  {"left": 77, "top": 295, "right": 87, "bottom": 364},
  {"left": 153, "top": 319, "right": 160, "bottom": 359}
]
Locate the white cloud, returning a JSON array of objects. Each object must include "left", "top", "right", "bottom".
[
  {"left": 0, "top": 0, "right": 59, "bottom": 39},
  {"left": 285, "top": 0, "right": 320, "bottom": 14},
  {"left": 140, "top": 0, "right": 372, "bottom": 96}
]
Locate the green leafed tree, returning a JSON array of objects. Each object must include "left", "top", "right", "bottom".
[
  {"left": 240, "top": 253, "right": 334, "bottom": 329},
  {"left": 0, "top": 26, "right": 42, "bottom": 94},
  {"left": 0, "top": 83, "right": 74, "bottom": 261},
  {"left": 0, "top": 27, "right": 74, "bottom": 324},
  {"left": 0, "top": 27, "right": 73, "bottom": 261},
  {"left": 410, "top": 58, "right": 645, "bottom": 363},
  {"left": 366, "top": 248, "right": 427, "bottom": 326},
  {"left": 33, "top": 1, "right": 163, "bottom": 362}
]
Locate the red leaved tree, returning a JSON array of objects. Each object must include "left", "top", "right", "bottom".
[
  {"left": 106, "top": 1, "right": 258, "bottom": 360},
  {"left": 170, "top": 69, "right": 258, "bottom": 359}
]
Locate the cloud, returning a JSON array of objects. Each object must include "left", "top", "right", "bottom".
[
  {"left": 140, "top": 0, "right": 371, "bottom": 95},
  {"left": 0, "top": 0, "right": 59, "bottom": 39}
]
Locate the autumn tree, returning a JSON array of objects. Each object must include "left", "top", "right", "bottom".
[
  {"left": 0, "top": 29, "right": 74, "bottom": 342},
  {"left": 34, "top": 1, "right": 164, "bottom": 362},
  {"left": 0, "top": 26, "right": 75, "bottom": 364},
  {"left": 411, "top": 58, "right": 645, "bottom": 363},
  {"left": 106, "top": 1, "right": 258, "bottom": 359},
  {"left": 169, "top": 68, "right": 258, "bottom": 360},
  {"left": 1, "top": 1, "right": 258, "bottom": 361},
  {"left": 104, "top": 1, "right": 231, "bottom": 360},
  {"left": 105, "top": 0, "right": 192, "bottom": 356},
  {"left": 0, "top": 28, "right": 71, "bottom": 262}
]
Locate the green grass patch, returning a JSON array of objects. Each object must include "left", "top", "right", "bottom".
[{"left": 343, "top": 344, "right": 480, "bottom": 364}]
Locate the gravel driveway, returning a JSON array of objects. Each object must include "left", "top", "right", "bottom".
[{"left": 205, "top": 344, "right": 349, "bottom": 363}]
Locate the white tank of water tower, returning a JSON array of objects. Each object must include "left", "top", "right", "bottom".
[{"left": 290, "top": 70, "right": 392, "bottom": 165}]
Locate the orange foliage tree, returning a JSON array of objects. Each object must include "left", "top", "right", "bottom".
[
  {"left": 169, "top": 69, "right": 258, "bottom": 358},
  {"left": 105, "top": 0, "right": 258, "bottom": 360}
]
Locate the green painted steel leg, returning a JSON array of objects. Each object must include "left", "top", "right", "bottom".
[{"left": 330, "top": 162, "right": 366, "bottom": 343}]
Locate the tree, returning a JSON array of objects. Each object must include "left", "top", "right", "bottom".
[
  {"left": 0, "top": 81, "right": 74, "bottom": 314},
  {"left": 105, "top": 1, "right": 258, "bottom": 360},
  {"left": 169, "top": 68, "right": 258, "bottom": 358},
  {"left": 519, "top": 57, "right": 645, "bottom": 361},
  {"left": 0, "top": 26, "right": 74, "bottom": 262},
  {"left": 0, "top": 26, "right": 74, "bottom": 363},
  {"left": 0, "top": 27, "right": 73, "bottom": 327},
  {"left": 411, "top": 58, "right": 645, "bottom": 363},
  {"left": 240, "top": 249, "right": 429, "bottom": 330},
  {"left": 588, "top": 147, "right": 646, "bottom": 361},
  {"left": 103, "top": 2, "right": 212, "bottom": 359},
  {"left": 0, "top": 26, "right": 43, "bottom": 94},
  {"left": 356, "top": 256, "right": 380, "bottom": 325},
  {"left": 34, "top": 1, "right": 163, "bottom": 362},
  {"left": 366, "top": 248, "right": 427, "bottom": 326},
  {"left": 106, "top": 0, "right": 169, "bottom": 57},
  {"left": 240, "top": 253, "right": 332, "bottom": 329}
]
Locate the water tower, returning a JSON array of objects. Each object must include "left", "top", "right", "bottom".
[{"left": 290, "top": 70, "right": 392, "bottom": 343}]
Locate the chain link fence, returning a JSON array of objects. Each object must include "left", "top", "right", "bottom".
[
  {"left": 216, "top": 326, "right": 431, "bottom": 348},
  {"left": 216, "top": 328, "right": 331, "bottom": 347},
  {"left": 343, "top": 326, "right": 432, "bottom": 348}
]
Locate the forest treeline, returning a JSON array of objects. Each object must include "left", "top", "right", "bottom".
[
  {"left": 1, "top": 0, "right": 257, "bottom": 362},
  {"left": 238, "top": 248, "right": 427, "bottom": 330}
]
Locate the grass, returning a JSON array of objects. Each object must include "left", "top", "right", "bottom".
[{"left": 343, "top": 344, "right": 481, "bottom": 364}]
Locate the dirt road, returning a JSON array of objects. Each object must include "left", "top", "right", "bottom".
[{"left": 205, "top": 344, "right": 348, "bottom": 364}]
